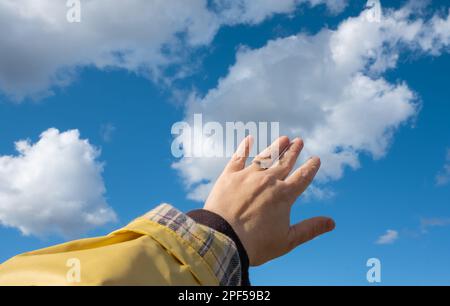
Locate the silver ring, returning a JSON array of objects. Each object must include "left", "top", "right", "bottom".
[{"left": 252, "top": 158, "right": 272, "bottom": 170}]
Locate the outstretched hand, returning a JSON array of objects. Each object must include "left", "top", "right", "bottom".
[{"left": 204, "top": 136, "right": 335, "bottom": 266}]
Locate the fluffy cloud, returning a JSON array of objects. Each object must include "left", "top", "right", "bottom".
[
  {"left": 436, "top": 149, "right": 450, "bottom": 186},
  {"left": 0, "top": 0, "right": 217, "bottom": 100},
  {"left": 376, "top": 229, "right": 399, "bottom": 245},
  {"left": 0, "top": 128, "right": 116, "bottom": 237},
  {"left": 0, "top": 0, "right": 344, "bottom": 100},
  {"left": 173, "top": 1, "right": 450, "bottom": 201}
]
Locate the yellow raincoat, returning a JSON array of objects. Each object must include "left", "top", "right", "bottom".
[{"left": 0, "top": 204, "right": 241, "bottom": 286}]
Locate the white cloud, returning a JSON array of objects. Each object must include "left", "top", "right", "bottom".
[
  {"left": 174, "top": 1, "right": 450, "bottom": 201},
  {"left": 0, "top": 128, "right": 116, "bottom": 237},
  {"left": 0, "top": 0, "right": 218, "bottom": 100},
  {"left": 213, "top": 0, "right": 347, "bottom": 25},
  {"left": 376, "top": 229, "right": 399, "bottom": 245},
  {"left": 436, "top": 149, "right": 450, "bottom": 186},
  {"left": 0, "top": 0, "right": 344, "bottom": 101}
]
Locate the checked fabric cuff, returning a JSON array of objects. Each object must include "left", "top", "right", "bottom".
[
  {"left": 143, "top": 204, "right": 242, "bottom": 286},
  {"left": 187, "top": 209, "right": 250, "bottom": 286}
]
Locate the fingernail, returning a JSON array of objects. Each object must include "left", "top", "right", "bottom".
[{"left": 310, "top": 156, "right": 321, "bottom": 164}]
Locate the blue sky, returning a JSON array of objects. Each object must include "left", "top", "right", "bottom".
[{"left": 0, "top": 0, "right": 449, "bottom": 285}]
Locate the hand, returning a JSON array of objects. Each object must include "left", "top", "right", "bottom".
[{"left": 204, "top": 136, "right": 335, "bottom": 266}]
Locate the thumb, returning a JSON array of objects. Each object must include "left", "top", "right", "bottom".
[{"left": 287, "top": 217, "right": 335, "bottom": 251}]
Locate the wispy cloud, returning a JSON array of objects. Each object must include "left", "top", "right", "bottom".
[
  {"left": 100, "top": 123, "right": 116, "bottom": 143},
  {"left": 376, "top": 230, "right": 399, "bottom": 245},
  {"left": 420, "top": 217, "right": 450, "bottom": 233},
  {"left": 436, "top": 149, "right": 450, "bottom": 186}
]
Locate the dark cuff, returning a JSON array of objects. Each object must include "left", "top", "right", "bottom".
[{"left": 187, "top": 209, "right": 250, "bottom": 286}]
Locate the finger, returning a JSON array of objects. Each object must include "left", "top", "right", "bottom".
[
  {"left": 268, "top": 138, "right": 304, "bottom": 180},
  {"left": 287, "top": 217, "right": 335, "bottom": 251},
  {"left": 285, "top": 156, "right": 321, "bottom": 197},
  {"left": 251, "top": 136, "right": 290, "bottom": 170},
  {"left": 225, "top": 135, "right": 254, "bottom": 172}
]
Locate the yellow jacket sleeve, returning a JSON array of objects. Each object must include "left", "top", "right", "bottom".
[{"left": 0, "top": 204, "right": 242, "bottom": 286}]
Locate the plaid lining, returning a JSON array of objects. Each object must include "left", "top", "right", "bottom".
[{"left": 143, "top": 204, "right": 242, "bottom": 286}]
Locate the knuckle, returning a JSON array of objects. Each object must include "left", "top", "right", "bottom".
[
  {"left": 287, "top": 229, "right": 302, "bottom": 251},
  {"left": 298, "top": 169, "right": 311, "bottom": 182},
  {"left": 313, "top": 221, "right": 326, "bottom": 236},
  {"left": 279, "top": 184, "right": 295, "bottom": 202},
  {"left": 232, "top": 154, "right": 246, "bottom": 164},
  {"left": 287, "top": 237, "right": 298, "bottom": 251},
  {"left": 263, "top": 173, "right": 278, "bottom": 186}
]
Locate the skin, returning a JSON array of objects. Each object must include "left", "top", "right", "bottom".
[{"left": 204, "top": 135, "right": 336, "bottom": 266}]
